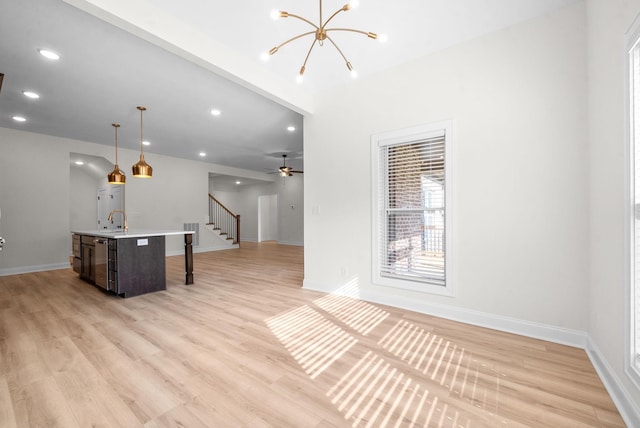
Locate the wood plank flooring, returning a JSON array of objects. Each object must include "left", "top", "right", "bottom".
[{"left": 0, "top": 242, "right": 624, "bottom": 427}]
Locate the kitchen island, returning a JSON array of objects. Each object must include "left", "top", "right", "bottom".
[{"left": 71, "top": 229, "right": 194, "bottom": 298}]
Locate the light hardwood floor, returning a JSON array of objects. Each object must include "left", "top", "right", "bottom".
[{"left": 0, "top": 242, "right": 624, "bottom": 427}]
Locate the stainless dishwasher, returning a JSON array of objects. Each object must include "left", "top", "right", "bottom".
[{"left": 94, "top": 238, "right": 109, "bottom": 290}]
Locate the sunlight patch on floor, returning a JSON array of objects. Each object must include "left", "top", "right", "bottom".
[{"left": 266, "top": 281, "right": 509, "bottom": 427}]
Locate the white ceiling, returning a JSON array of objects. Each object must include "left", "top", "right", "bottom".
[{"left": 1, "top": 0, "right": 578, "bottom": 175}]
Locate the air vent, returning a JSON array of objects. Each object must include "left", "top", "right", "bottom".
[{"left": 184, "top": 223, "right": 199, "bottom": 246}]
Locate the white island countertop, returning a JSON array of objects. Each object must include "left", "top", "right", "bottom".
[{"left": 71, "top": 229, "right": 195, "bottom": 239}]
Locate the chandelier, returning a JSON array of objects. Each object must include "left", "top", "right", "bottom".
[{"left": 266, "top": 0, "right": 384, "bottom": 81}]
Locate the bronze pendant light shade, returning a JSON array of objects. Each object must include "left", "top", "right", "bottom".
[
  {"left": 107, "top": 123, "right": 126, "bottom": 184},
  {"left": 132, "top": 106, "right": 152, "bottom": 178}
]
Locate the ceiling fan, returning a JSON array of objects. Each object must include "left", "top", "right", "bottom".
[{"left": 277, "top": 154, "right": 303, "bottom": 177}]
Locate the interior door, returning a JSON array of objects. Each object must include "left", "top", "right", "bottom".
[
  {"left": 97, "top": 188, "right": 110, "bottom": 229},
  {"left": 109, "top": 185, "right": 124, "bottom": 230},
  {"left": 258, "top": 194, "right": 278, "bottom": 242},
  {"left": 97, "top": 185, "right": 125, "bottom": 230}
]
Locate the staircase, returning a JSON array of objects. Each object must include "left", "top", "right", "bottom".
[{"left": 207, "top": 193, "right": 240, "bottom": 247}]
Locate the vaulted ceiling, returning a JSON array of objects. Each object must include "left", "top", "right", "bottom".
[{"left": 0, "top": 0, "right": 579, "bottom": 175}]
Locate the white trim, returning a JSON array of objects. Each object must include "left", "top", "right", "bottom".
[
  {"left": 165, "top": 245, "right": 238, "bottom": 257},
  {"left": 587, "top": 337, "right": 640, "bottom": 427},
  {"left": 303, "top": 278, "right": 640, "bottom": 422},
  {"left": 303, "top": 279, "right": 585, "bottom": 348},
  {"left": 624, "top": 11, "right": 640, "bottom": 391},
  {"left": 0, "top": 263, "right": 71, "bottom": 277},
  {"left": 371, "top": 120, "right": 456, "bottom": 297},
  {"left": 277, "top": 240, "right": 304, "bottom": 246}
]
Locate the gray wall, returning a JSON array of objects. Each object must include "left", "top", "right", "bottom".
[
  {"left": 210, "top": 174, "right": 304, "bottom": 245},
  {"left": 0, "top": 127, "right": 284, "bottom": 274}
]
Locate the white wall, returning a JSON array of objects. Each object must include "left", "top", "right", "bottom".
[
  {"left": 587, "top": 0, "right": 640, "bottom": 417},
  {"left": 0, "top": 126, "right": 277, "bottom": 273},
  {"left": 304, "top": 3, "right": 589, "bottom": 331}
]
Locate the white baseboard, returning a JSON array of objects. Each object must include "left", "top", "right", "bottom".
[
  {"left": 165, "top": 245, "right": 238, "bottom": 257},
  {"left": 0, "top": 262, "right": 71, "bottom": 277},
  {"left": 277, "top": 240, "right": 304, "bottom": 246},
  {"left": 303, "top": 279, "right": 585, "bottom": 347},
  {"left": 586, "top": 338, "right": 640, "bottom": 427},
  {"left": 303, "top": 278, "right": 640, "bottom": 423}
]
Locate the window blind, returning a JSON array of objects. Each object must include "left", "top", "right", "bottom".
[{"left": 379, "top": 134, "right": 446, "bottom": 285}]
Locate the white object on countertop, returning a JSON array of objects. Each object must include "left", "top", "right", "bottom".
[{"left": 70, "top": 229, "right": 195, "bottom": 239}]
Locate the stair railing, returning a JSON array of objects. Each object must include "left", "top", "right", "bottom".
[{"left": 208, "top": 193, "right": 240, "bottom": 244}]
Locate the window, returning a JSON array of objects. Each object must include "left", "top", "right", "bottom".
[
  {"left": 627, "top": 13, "right": 640, "bottom": 387},
  {"left": 372, "top": 121, "right": 454, "bottom": 296}
]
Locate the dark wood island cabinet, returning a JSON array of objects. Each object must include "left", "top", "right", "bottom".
[{"left": 71, "top": 230, "right": 194, "bottom": 298}]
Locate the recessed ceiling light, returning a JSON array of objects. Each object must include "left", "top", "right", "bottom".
[
  {"left": 38, "top": 49, "right": 60, "bottom": 60},
  {"left": 75, "top": 161, "right": 84, "bottom": 165},
  {"left": 287, "top": 126, "right": 296, "bottom": 132},
  {"left": 22, "top": 91, "right": 39, "bottom": 99},
  {"left": 142, "top": 141, "right": 150, "bottom": 146},
  {"left": 235, "top": 181, "right": 241, "bottom": 185},
  {"left": 12, "top": 116, "right": 26, "bottom": 122},
  {"left": 199, "top": 152, "right": 206, "bottom": 157},
  {"left": 211, "top": 109, "right": 221, "bottom": 116}
]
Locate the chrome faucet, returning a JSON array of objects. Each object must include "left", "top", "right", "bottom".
[{"left": 107, "top": 209, "right": 128, "bottom": 232}]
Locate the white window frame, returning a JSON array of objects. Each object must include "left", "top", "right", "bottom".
[
  {"left": 625, "top": 12, "right": 640, "bottom": 389},
  {"left": 371, "top": 120, "right": 455, "bottom": 296}
]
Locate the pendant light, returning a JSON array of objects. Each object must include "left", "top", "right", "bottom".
[
  {"left": 107, "top": 123, "right": 126, "bottom": 184},
  {"left": 132, "top": 106, "right": 152, "bottom": 178}
]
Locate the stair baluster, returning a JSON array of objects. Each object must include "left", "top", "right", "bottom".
[{"left": 208, "top": 193, "right": 240, "bottom": 245}]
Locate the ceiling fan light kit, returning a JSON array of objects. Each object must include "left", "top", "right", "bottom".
[
  {"left": 278, "top": 154, "right": 303, "bottom": 177},
  {"left": 267, "top": 0, "right": 383, "bottom": 80}
]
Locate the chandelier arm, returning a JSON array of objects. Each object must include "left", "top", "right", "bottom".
[
  {"left": 321, "top": 7, "right": 349, "bottom": 30},
  {"left": 285, "top": 13, "right": 320, "bottom": 30},
  {"left": 325, "top": 34, "right": 351, "bottom": 65},
  {"left": 325, "top": 28, "right": 378, "bottom": 39},
  {"left": 301, "top": 38, "right": 319, "bottom": 71},
  {"left": 272, "top": 30, "right": 317, "bottom": 53}
]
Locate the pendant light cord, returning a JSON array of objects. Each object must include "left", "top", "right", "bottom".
[
  {"left": 137, "top": 106, "right": 147, "bottom": 156},
  {"left": 114, "top": 124, "right": 119, "bottom": 164}
]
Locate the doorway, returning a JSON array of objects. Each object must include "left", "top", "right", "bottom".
[{"left": 258, "top": 194, "right": 278, "bottom": 242}]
